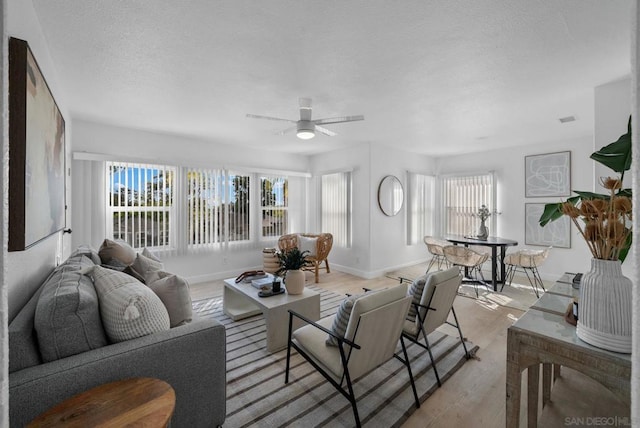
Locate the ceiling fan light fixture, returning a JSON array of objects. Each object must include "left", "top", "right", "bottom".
[{"left": 296, "top": 121, "right": 315, "bottom": 140}]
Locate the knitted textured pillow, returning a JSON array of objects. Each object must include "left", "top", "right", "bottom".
[
  {"left": 326, "top": 294, "right": 360, "bottom": 346},
  {"left": 406, "top": 275, "right": 428, "bottom": 322},
  {"left": 87, "top": 265, "right": 170, "bottom": 343}
]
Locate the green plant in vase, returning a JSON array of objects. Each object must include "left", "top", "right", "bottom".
[
  {"left": 538, "top": 116, "right": 632, "bottom": 353},
  {"left": 276, "top": 247, "right": 312, "bottom": 295}
]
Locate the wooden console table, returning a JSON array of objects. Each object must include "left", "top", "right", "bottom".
[
  {"left": 506, "top": 273, "right": 631, "bottom": 427},
  {"left": 27, "top": 377, "right": 175, "bottom": 427}
]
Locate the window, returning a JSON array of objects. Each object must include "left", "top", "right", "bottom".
[
  {"left": 406, "top": 172, "right": 434, "bottom": 245},
  {"left": 261, "top": 175, "right": 288, "bottom": 238},
  {"left": 105, "top": 161, "right": 295, "bottom": 253},
  {"left": 440, "top": 172, "right": 495, "bottom": 236},
  {"left": 186, "top": 168, "right": 250, "bottom": 248},
  {"left": 321, "top": 171, "right": 351, "bottom": 247},
  {"left": 107, "top": 161, "right": 175, "bottom": 250}
]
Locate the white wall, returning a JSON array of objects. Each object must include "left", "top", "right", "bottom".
[
  {"left": 435, "top": 77, "right": 632, "bottom": 281},
  {"left": 436, "top": 136, "right": 595, "bottom": 280},
  {"left": 594, "top": 77, "right": 632, "bottom": 185},
  {"left": 308, "top": 143, "right": 372, "bottom": 276},
  {"left": 594, "top": 77, "right": 633, "bottom": 277},
  {"left": 369, "top": 145, "right": 436, "bottom": 275},
  {"left": 71, "top": 119, "right": 310, "bottom": 282},
  {"left": 6, "top": 0, "right": 72, "bottom": 321},
  {"left": 308, "top": 143, "right": 436, "bottom": 278}
]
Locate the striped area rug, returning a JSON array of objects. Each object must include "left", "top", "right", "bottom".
[{"left": 193, "top": 285, "right": 478, "bottom": 428}]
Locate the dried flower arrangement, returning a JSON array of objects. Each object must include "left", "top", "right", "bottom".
[
  {"left": 474, "top": 205, "right": 492, "bottom": 222},
  {"left": 540, "top": 117, "right": 632, "bottom": 262}
]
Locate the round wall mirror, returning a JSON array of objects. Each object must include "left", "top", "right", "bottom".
[{"left": 378, "top": 175, "right": 404, "bottom": 216}]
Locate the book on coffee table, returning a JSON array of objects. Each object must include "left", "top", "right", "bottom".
[{"left": 251, "top": 276, "right": 274, "bottom": 289}]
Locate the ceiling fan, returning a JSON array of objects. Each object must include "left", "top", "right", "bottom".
[{"left": 246, "top": 98, "right": 364, "bottom": 140}]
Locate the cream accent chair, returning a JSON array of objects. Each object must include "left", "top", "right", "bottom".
[
  {"left": 285, "top": 285, "right": 419, "bottom": 428},
  {"left": 443, "top": 245, "right": 489, "bottom": 296},
  {"left": 502, "top": 246, "right": 551, "bottom": 297},
  {"left": 423, "top": 236, "right": 450, "bottom": 272},
  {"left": 402, "top": 267, "right": 470, "bottom": 386},
  {"left": 278, "top": 233, "right": 333, "bottom": 283}
]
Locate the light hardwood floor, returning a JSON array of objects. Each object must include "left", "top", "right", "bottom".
[{"left": 190, "top": 269, "right": 629, "bottom": 427}]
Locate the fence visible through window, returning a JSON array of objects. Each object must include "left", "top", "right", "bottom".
[{"left": 107, "top": 161, "right": 174, "bottom": 250}]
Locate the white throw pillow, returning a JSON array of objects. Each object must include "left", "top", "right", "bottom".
[
  {"left": 147, "top": 271, "right": 193, "bottom": 327},
  {"left": 297, "top": 234, "right": 317, "bottom": 257},
  {"left": 87, "top": 265, "right": 170, "bottom": 343},
  {"left": 142, "top": 247, "right": 162, "bottom": 262}
]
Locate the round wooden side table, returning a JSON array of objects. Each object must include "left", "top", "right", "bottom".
[{"left": 27, "top": 377, "right": 176, "bottom": 427}]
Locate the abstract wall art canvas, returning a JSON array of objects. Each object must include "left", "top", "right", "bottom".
[
  {"left": 524, "top": 151, "right": 571, "bottom": 197},
  {"left": 525, "top": 203, "right": 570, "bottom": 248},
  {"left": 9, "top": 38, "right": 66, "bottom": 251}
]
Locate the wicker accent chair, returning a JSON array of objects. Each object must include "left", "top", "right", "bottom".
[
  {"left": 278, "top": 233, "right": 333, "bottom": 283},
  {"left": 423, "top": 236, "right": 450, "bottom": 272},
  {"left": 443, "top": 245, "right": 489, "bottom": 297},
  {"left": 502, "top": 247, "right": 551, "bottom": 297}
]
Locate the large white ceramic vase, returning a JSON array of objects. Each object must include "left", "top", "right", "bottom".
[
  {"left": 576, "top": 258, "right": 632, "bottom": 353},
  {"left": 284, "top": 270, "right": 305, "bottom": 295}
]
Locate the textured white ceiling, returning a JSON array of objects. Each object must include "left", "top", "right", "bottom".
[{"left": 31, "top": 0, "right": 632, "bottom": 156}]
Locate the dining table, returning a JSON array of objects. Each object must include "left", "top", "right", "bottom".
[{"left": 445, "top": 235, "right": 518, "bottom": 291}]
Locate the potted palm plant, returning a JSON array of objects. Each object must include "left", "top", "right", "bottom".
[
  {"left": 539, "top": 116, "right": 632, "bottom": 353},
  {"left": 276, "top": 248, "right": 312, "bottom": 295}
]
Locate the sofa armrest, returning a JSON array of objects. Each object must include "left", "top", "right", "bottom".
[{"left": 10, "top": 318, "right": 226, "bottom": 428}]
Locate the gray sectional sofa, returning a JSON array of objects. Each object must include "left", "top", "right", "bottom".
[{"left": 8, "top": 246, "right": 226, "bottom": 427}]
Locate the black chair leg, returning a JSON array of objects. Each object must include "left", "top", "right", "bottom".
[
  {"left": 285, "top": 313, "right": 293, "bottom": 383},
  {"left": 421, "top": 328, "right": 441, "bottom": 387},
  {"left": 451, "top": 307, "right": 470, "bottom": 359},
  {"left": 400, "top": 336, "right": 420, "bottom": 408}
]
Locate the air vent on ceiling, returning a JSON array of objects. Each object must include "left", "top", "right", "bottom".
[{"left": 559, "top": 116, "right": 576, "bottom": 123}]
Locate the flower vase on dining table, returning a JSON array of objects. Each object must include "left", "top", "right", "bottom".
[{"left": 477, "top": 219, "right": 488, "bottom": 240}]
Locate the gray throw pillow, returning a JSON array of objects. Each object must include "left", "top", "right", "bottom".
[
  {"left": 35, "top": 255, "right": 108, "bottom": 362},
  {"left": 98, "top": 239, "right": 136, "bottom": 265},
  {"left": 326, "top": 294, "right": 360, "bottom": 346},
  {"left": 406, "top": 275, "right": 428, "bottom": 322},
  {"left": 147, "top": 272, "right": 193, "bottom": 327},
  {"left": 132, "top": 252, "right": 164, "bottom": 283},
  {"left": 87, "top": 265, "right": 170, "bottom": 343}
]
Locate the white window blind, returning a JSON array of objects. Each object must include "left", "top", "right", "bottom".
[
  {"left": 321, "top": 172, "right": 351, "bottom": 248},
  {"left": 406, "top": 172, "right": 435, "bottom": 245},
  {"left": 186, "top": 168, "right": 250, "bottom": 248},
  {"left": 106, "top": 161, "right": 175, "bottom": 250},
  {"left": 261, "top": 175, "right": 288, "bottom": 238},
  {"left": 187, "top": 168, "right": 222, "bottom": 247},
  {"left": 441, "top": 172, "right": 495, "bottom": 236},
  {"left": 228, "top": 172, "right": 251, "bottom": 242}
]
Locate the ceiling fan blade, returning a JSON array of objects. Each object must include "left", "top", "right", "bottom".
[
  {"left": 276, "top": 125, "right": 297, "bottom": 136},
  {"left": 315, "top": 125, "right": 337, "bottom": 137},
  {"left": 313, "top": 115, "right": 364, "bottom": 125},
  {"left": 299, "top": 97, "right": 312, "bottom": 121},
  {"left": 246, "top": 113, "right": 296, "bottom": 123}
]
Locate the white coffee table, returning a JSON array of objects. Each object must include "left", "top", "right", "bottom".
[{"left": 223, "top": 277, "right": 320, "bottom": 353}]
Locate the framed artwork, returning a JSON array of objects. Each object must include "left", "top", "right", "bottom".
[
  {"left": 525, "top": 203, "right": 570, "bottom": 248},
  {"left": 524, "top": 151, "right": 571, "bottom": 197},
  {"left": 8, "top": 38, "right": 66, "bottom": 251}
]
